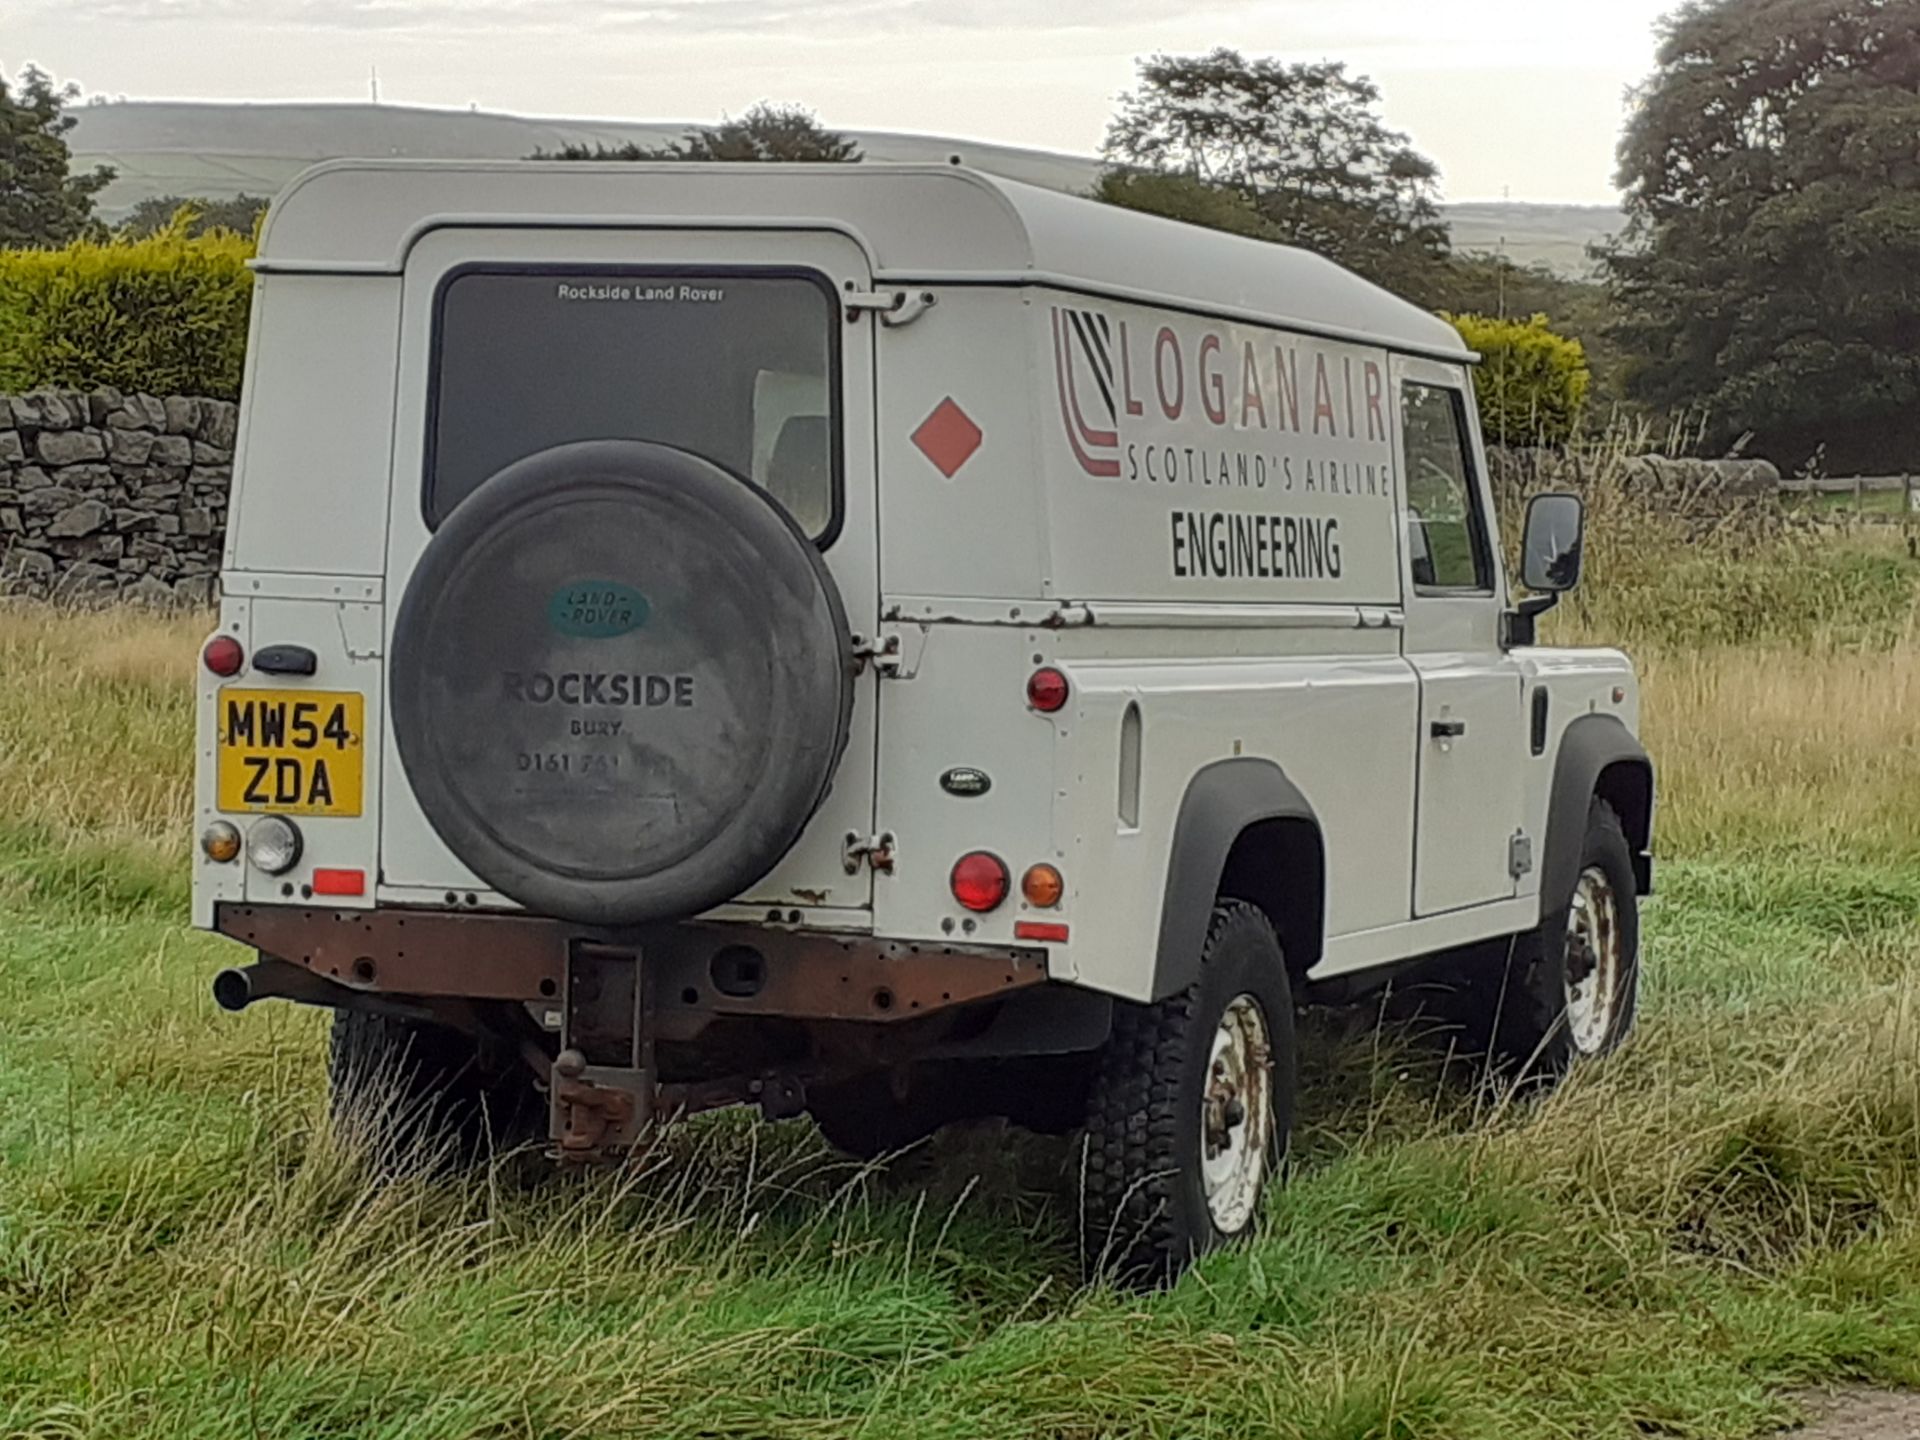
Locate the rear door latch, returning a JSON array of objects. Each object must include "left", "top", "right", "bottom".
[
  {"left": 850, "top": 633, "right": 903, "bottom": 676},
  {"left": 843, "top": 831, "right": 897, "bottom": 875}
]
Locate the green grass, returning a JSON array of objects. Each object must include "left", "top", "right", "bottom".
[
  {"left": 5, "top": 501, "right": 1920, "bottom": 1436},
  {"left": 4, "top": 852, "right": 1919, "bottom": 1438}
]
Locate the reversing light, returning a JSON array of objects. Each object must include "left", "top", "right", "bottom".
[
  {"left": 1021, "top": 863, "right": 1064, "bottom": 908},
  {"left": 200, "top": 821, "right": 241, "bottom": 863},
  {"left": 245, "top": 816, "right": 303, "bottom": 876},
  {"left": 950, "top": 851, "right": 1010, "bottom": 913},
  {"left": 1026, "top": 666, "right": 1070, "bottom": 713},
  {"left": 202, "top": 635, "right": 245, "bottom": 677}
]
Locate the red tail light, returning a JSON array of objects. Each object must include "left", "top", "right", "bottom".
[
  {"left": 202, "top": 635, "right": 245, "bottom": 677},
  {"left": 950, "top": 851, "right": 1010, "bottom": 912},
  {"left": 1027, "top": 666, "right": 1070, "bottom": 713}
]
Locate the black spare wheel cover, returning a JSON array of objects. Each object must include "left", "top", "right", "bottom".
[{"left": 390, "top": 440, "right": 854, "bottom": 925}]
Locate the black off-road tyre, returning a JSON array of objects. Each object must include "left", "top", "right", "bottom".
[
  {"left": 1464, "top": 799, "right": 1640, "bottom": 1088},
  {"left": 809, "top": 1055, "right": 1096, "bottom": 1160},
  {"left": 1079, "top": 902, "right": 1296, "bottom": 1287},
  {"left": 328, "top": 1010, "right": 544, "bottom": 1167},
  {"left": 808, "top": 1072, "right": 950, "bottom": 1160}
]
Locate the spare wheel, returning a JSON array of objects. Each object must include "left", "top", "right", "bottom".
[{"left": 389, "top": 440, "right": 854, "bottom": 925}]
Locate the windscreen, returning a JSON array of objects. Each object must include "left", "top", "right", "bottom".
[{"left": 426, "top": 269, "right": 839, "bottom": 538}]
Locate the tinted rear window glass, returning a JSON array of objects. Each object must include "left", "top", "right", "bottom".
[{"left": 427, "top": 270, "right": 839, "bottom": 538}]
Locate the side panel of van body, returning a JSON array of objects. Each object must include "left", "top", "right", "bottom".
[
  {"left": 868, "top": 286, "right": 1421, "bottom": 1002},
  {"left": 1032, "top": 295, "right": 1421, "bottom": 1000}
]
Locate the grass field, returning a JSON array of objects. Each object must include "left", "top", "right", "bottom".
[{"left": 5, "top": 519, "right": 1920, "bottom": 1437}]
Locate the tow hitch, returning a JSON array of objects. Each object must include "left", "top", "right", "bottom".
[{"left": 550, "top": 942, "right": 656, "bottom": 1159}]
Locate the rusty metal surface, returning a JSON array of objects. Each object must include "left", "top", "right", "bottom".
[
  {"left": 551, "top": 1048, "right": 648, "bottom": 1159},
  {"left": 646, "top": 925, "right": 1048, "bottom": 1023},
  {"left": 214, "top": 903, "right": 1047, "bottom": 1022},
  {"left": 217, "top": 903, "right": 567, "bottom": 1000}
]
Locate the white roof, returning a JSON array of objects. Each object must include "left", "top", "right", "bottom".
[{"left": 257, "top": 160, "right": 1469, "bottom": 361}]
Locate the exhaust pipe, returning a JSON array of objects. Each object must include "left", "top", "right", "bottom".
[
  {"left": 212, "top": 959, "right": 348, "bottom": 1012},
  {"left": 210, "top": 966, "right": 254, "bottom": 1012}
]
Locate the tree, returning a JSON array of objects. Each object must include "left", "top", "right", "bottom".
[
  {"left": 1606, "top": 0, "right": 1920, "bottom": 473},
  {"left": 118, "top": 193, "right": 269, "bottom": 240},
  {"left": 1101, "top": 50, "right": 1449, "bottom": 294},
  {"left": 1445, "top": 313, "right": 1593, "bottom": 447},
  {"left": 1426, "top": 255, "right": 1628, "bottom": 409},
  {"left": 0, "top": 64, "right": 114, "bottom": 248},
  {"left": 543, "top": 104, "right": 860, "bottom": 163}
]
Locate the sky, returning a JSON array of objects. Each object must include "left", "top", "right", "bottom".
[{"left": 8, "top": 0, "right": 1677, "bottom": 204}]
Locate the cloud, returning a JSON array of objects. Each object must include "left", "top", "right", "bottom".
[{"left": 31, "top": 0, "right": 1221, "bottom": 36}]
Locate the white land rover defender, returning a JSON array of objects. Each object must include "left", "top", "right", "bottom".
[{"left": 196, "top": 160, "right": 1653, "bottom": 1282}]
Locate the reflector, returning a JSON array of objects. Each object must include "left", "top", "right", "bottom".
[
  {"left": 1026, "top": 667, "right": 1070, "bottom": 713},
  {"left": 202, "top": 635, "right": 245, "bottom": 677},
  {"left": 1014, "top": 921, "right": 1070, "bottom": 943}
]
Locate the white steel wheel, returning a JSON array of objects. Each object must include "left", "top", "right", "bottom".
[
  {"left": 1199, "top": 992, "right": 1273, "bottom": 1235},
  {"left": 1564, "top": 864, "right": 1624, "bottom": 1056}
]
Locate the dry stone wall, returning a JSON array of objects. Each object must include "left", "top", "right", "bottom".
[{"left": 0, "top": 389, "right": 233, "bottom": 607}]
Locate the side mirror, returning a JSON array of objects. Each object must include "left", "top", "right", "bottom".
[{"left": 1522, "top": 493, "right": 1585, "bottom": 594}]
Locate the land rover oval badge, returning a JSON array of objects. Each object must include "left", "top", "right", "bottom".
[
  {"left": 549, "top": 581, "right": 649, "bottom": 639},
  {"left": 940, "top": 767, "right": 992, "bottom": 798}
]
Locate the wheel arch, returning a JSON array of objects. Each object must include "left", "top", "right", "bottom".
[
  {"left": 1542, "top": 713, "right": 1654, "bottom": 917},
  {"left": 1152, "top": 758, "right": 1325, "bottom": 999}
]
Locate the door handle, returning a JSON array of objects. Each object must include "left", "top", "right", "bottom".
[{"left": 1430, "top": 718, "right": 1467, "bottom": 739}]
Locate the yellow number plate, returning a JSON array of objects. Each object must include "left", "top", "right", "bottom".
[{"left": 216, "top": 689, "right": 365, "bottom": 817}]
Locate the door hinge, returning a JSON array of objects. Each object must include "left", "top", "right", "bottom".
[
  {"left": 843, "top": 831, "right": 897, "bottom": 875},
  {"left": 850, "top": 633, "right": 904, "bottom": 676},
  {"left": 844, "top": 289, "right": 938, "bottom": 327},
  {"left": 1509, "top": 830, "right": 1534, "bottom": 880}
]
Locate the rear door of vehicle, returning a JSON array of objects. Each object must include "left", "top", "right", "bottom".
[{"left": 377, "top": 226, "right": 879, "bottom": 920}]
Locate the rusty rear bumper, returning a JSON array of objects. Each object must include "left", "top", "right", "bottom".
[{"left": 213, "top": 903, "right": 1047, "bottom": 1025}]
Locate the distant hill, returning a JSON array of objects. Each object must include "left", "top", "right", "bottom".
[
  {"left": 1443, "top": 202, "right": 1625, "bottom": 277},
  {"left": 68, "top": 101, "right": 1625, "bottom": 277}
]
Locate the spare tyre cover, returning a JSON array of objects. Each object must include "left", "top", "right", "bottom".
[{"left": 390, "top": 440, "right": 854, "bottom": 925}]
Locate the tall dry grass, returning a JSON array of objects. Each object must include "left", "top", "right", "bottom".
[
  {"left": 1496, "top": 421, "right": 1920, "bottom": 863},
  {"left": 1641, "top": 644, "right": 1920, "bottom": 860},
  {"left": 0, "top": 603, "right": 202, "bottom": 910}
]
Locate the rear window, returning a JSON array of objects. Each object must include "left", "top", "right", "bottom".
[{"left": 426, "top": 269, "right": 840, "bottom": 540}]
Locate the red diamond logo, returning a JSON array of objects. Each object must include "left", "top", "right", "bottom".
[{"left": 911, "top": 398, "right": 983, "bottom": 479}]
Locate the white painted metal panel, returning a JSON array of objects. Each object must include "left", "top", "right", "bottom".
[
  {"left": 871, "top": 623, "right": 1062, "bottom": 950},
  {"left": 223, "top": 274, "right": 401, "bottom": 577},
  {"left": 876, "top": 288, "right": 1046, "bottom": 601},
  {"left": 1034, "top": 294, "right": 1403, "bottom": 608},
  {"left": 257, "top": 161, "right": 1470, "bottom": 361},
  {"left": 1055, "top": 639, "right": 1418, "bottom": 1001},
  {"left": 194, "top": 595, "right": 384, "bottom": 917}
]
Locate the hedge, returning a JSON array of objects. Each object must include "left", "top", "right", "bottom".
[
  {"left": 1446, "top": 312, "right": 1592, "bottom": 447},
  {"left": 0, "top": 220, "right": 254, "bottom": 401}
]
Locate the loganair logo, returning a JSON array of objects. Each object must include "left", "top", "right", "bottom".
[{"left": 1051, "top": 306, "right": 1122, "bottom": 478}]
